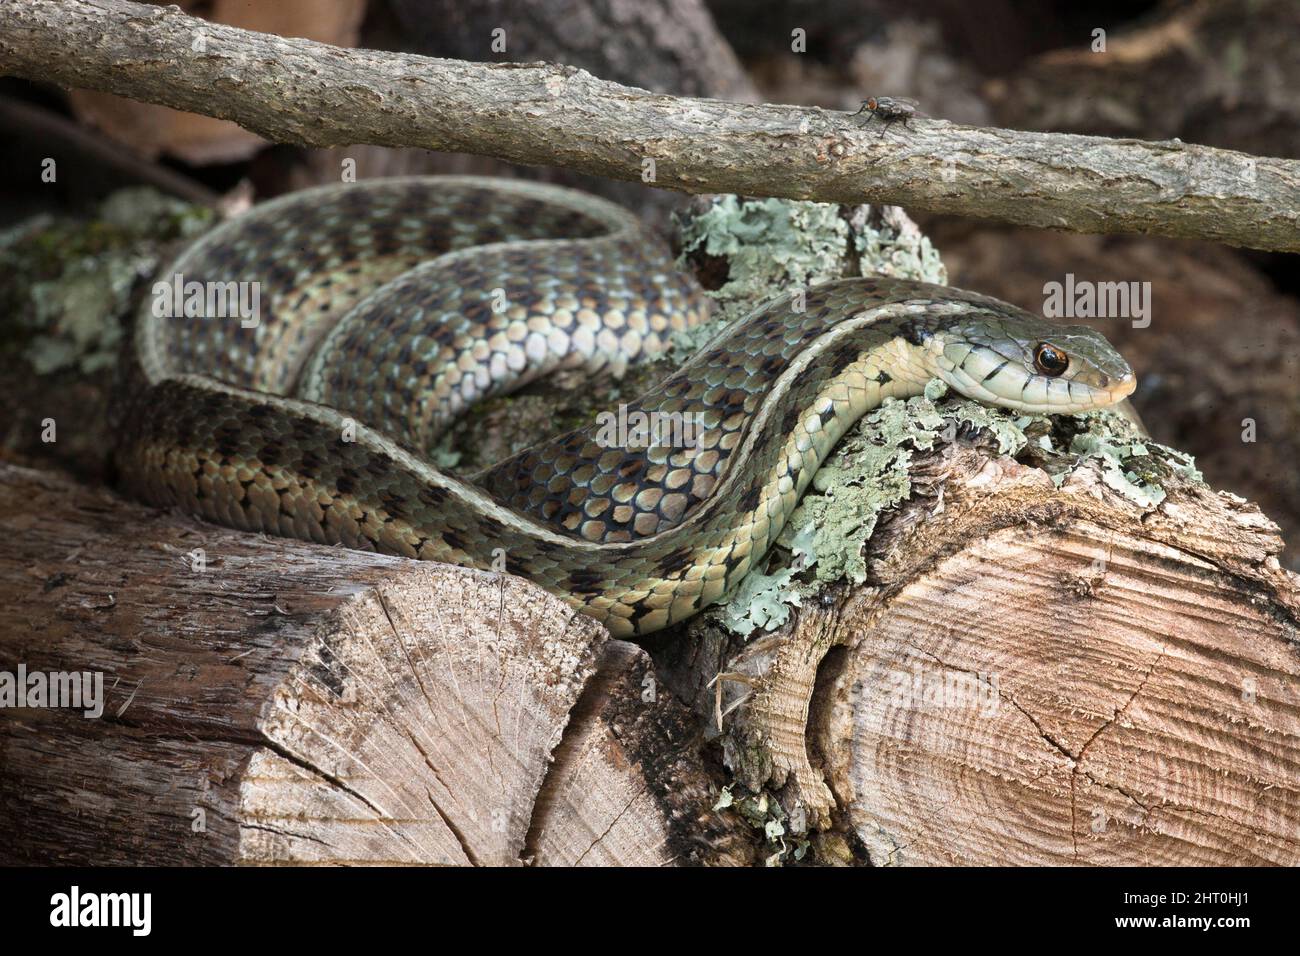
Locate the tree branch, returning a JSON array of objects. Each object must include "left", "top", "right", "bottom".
[{"left": 2, "top": 0, "right": 1297, "bottom": 252}]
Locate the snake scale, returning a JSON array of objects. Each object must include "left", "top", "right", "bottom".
[{"left": 117, "top": 177, "right": 1136, "bottom": 637}]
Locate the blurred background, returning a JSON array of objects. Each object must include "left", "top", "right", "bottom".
[{"left": 2, "top": 0, "right": 1297, "bottom": 566}]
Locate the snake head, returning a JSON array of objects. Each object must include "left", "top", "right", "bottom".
[{"left": 931, "top": 314, "right": 1137, "bottom": 415}]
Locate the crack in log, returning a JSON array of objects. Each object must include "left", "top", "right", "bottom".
[
  {"left": 372, "top": 586, "right": 482, "bottom": 864},
  {"left": 374, "top": 589, "right": 468, "bottom": 807},
  {"left": 239, "top": 821, "right": 333, "bottom": 849},
  {"left": 308, "top": 613, "right": 467, "bottom": 840},
  {"left": 425, "top": 597, "right": 500, "bottom": 793},
  {"left": 573, "top": 787, "right": 649, "bottom": 867},
  {"left": 521, "top": 636, "right": 619, "bottom": 866},
  {"left": 424, "top": 786, "right": 480, "bottom": 867},
  {"left": 1068, "top": 646, "right": 1166, "bottom": 859},
  {"left": 259, "top": 738, "right": 425, "bottom": 861}
]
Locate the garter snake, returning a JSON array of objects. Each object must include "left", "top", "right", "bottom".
[{"left": 117, "top": 177, "right": 1136, "bottom": 637}]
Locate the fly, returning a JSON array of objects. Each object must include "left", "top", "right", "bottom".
[{"left": 851, "top": 96, "right": 924, "bottom": 136}]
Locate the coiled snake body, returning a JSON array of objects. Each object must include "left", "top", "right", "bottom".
[{"left": 118, "top": 177, "right": 1136, "bottom": 636}]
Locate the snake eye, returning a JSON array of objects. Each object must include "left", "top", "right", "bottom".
[{"left": 1034, "top": 343, "right": 1069, "bottom": 377}]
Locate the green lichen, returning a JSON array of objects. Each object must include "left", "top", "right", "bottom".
[
  {"left": 25, "top": 250, "right": 149, "bottom": 373},
  {"left": 710, "top": 391, "right": 1201, "bottom": 638},
  {"left": 99, "top": 187, "right": 213, "bottom": 238},
  {"left": 853, "top": 212, "right": 948, "bottom": 285},
  {"left": 712, "top": 786, "right": 810, "bottom": 867},
  {"left": 706, "top": 393, "right": 1035, "bottom": 636},
  {"left": 1047, "top": 411, "right": 1202, "bottom": 508},
  {"left": 677, "top": 196, "right": 851, "bottom": 303},
  {"left": 718, "top": 563, "right": 803, "bottom": 635},
  {"left": 669, "top": 196, "right": 947, "bottom": 372},
  {"left": 1, "top": 187, "right": 213, "bottom": 375},
  {"left": 788, "top": 394, "right": 1029, "bottom": 584},
  {"left": 667, "top": 197, "right": 857, "bottom": 365}
]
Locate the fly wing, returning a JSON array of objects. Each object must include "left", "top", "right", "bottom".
[{"left": 890, "top": 96, "right": 929, "bottom": 117}]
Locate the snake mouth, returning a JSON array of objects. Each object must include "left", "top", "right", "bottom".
[
  {"left": 1100, "top": 372, "right": 1139, "bottom": 405},
  {"left": 943, "top": 366, "right": 1138, "bottom": 415}
]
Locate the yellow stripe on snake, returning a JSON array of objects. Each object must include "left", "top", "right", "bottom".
[{"left": 117, "top": 177, "right": 1136, "bottom": 637}]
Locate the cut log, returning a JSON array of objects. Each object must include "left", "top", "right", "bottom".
[
  {"left": 650, "top": 439, "right": 1300, "bottom": 866},
  {"left": 822, "top": 520, "right": 1300, "bottom": 866},
  {"left": 526, "top": 641, "right": 753, "bottom": 866},
  {"left": 0, "top": 464, "right": 751, "bottom": 866}
]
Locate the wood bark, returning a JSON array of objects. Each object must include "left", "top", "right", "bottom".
[
  {"left": 0, "top": 464, "right": 755, "bottom": 866},
  {"left": 1, "top": 0, "right": 1298, "bottom": 252},
  {"left": 62, "top": 0, "right": 367, "bottom": 164}
]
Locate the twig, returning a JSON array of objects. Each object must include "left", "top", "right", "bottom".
[{"left": 1, "top": 0, "right": 1296, "bottom": 252}]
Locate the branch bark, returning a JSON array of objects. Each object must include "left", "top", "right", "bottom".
[{"left": 1, "top": 0, "right": 1297, "bottom": 252}]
